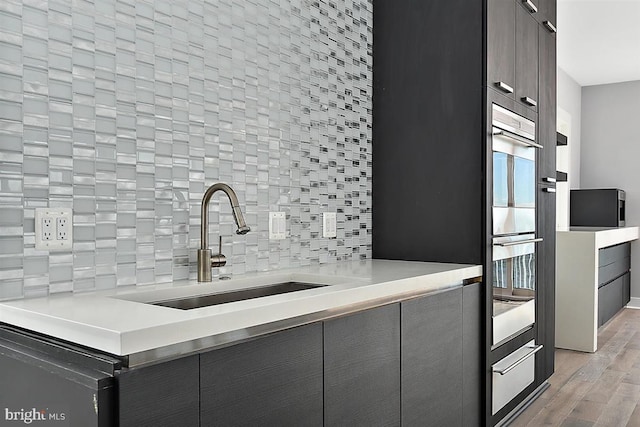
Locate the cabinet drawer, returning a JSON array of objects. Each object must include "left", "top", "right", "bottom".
[
  {"left": 598, "top": 273, "right": 627, "bottom": 327},
  {"left": 598, "top": 257, "right": 630, "bottom": 287},
  {"left": 599, "top": 243, "right": 631, "bottom": 267},
  {"left": 492, "top": 340, "right": 541, "bottom": 415}
]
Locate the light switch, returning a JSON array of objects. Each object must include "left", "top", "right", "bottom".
[
  {"left": 269, "top": 212, "right": 286, "bottom": 240},
  {"left": 323, "top": 212, "right": 337, "bottom": 238}
]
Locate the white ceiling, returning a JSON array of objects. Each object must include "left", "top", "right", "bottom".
[{"left": 557, "top": 0, "right": 640, "bottom": 86}]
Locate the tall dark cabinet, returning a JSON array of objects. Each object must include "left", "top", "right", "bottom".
[{"left": 373, "top": 0, "right": 557, "bottom": 425}]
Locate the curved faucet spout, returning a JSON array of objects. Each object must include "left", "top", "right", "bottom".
[
  {"left": 200, "top": 183, "right": 250, "bottom": 251},
  {"left": 198, "top": 183, "right": 250, "bottom": 282}
]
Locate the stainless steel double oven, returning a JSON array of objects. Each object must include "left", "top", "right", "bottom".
[
  {"left": 491, "top": 104, "right": 539, "bottom": 346},
  {"left": 490, "top": 104, "right": 543, "bottom": 415}
]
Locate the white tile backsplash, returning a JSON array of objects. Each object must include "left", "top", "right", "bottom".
[{"left": 0, "top": 0, "right": 373, "bottom": 300}]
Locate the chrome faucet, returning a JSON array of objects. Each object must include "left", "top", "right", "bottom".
[{"left": 197, "top": 183, "right": 250, "bottom": 282}]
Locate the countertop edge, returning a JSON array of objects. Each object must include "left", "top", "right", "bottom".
[{"left": 0, "top": 261, "right": 482, "bottom": 362}]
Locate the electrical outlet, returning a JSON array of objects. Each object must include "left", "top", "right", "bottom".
[
  {"left": 323, "top": 212, "right": 337, "bottom": 238},
  {"left": 57, "top": 216, "right": 69, "bottom": 240},
  {"left": 35, "top": 208, "right": 73, "bottom": 251},
  {"left": 42, "top": 217, "right": 53, "bottom": 241},
  {"left": 269, "top": 212, "right": 286, "bottom": 240}
]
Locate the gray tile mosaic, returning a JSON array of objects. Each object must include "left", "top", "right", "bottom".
[{"left": 0, "top": 0, "right": 372, "bottom": 300}]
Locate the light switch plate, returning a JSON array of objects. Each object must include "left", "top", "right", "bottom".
[
  {"left": 269, "top": 212, "right": 286, "bottom": 240},
  {"left": 35, "top": 208, "right": 73, "bottom": 251},
  {"left": 323, "top": 212, "right": 337, "bottom": 238}
]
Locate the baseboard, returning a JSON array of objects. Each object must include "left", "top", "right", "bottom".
[{"left": 626, "top": 298, "right": 640, "bottom": 309}]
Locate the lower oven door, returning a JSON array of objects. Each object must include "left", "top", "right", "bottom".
[{"left": 492, "top": 234, "right": 542, "bottom": 345}]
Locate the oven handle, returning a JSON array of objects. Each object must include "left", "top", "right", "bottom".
[
  {"left": 494, "top": 237, "right": 543, "bottom": 247},
  {"left": 493, "top": 345, "right": 543, "bottom": 375},
  {"left": 492, "top": 127, "right": 543, "bottom": 149}
]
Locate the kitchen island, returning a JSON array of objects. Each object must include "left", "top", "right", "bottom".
[
  {"left": 0, "top": 259, "right": 482, "bottom": 426},
  {"left": 556, "top": 226, "right": 639, "bottom": 352}
]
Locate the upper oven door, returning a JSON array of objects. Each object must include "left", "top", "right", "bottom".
[{"left": 492, "top": 104, "right": 538, "bottom": 236}]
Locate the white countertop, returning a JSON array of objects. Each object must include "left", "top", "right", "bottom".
[
  {"left": 0, "top": 260, "right": 482, "bottom": 360},
  {"left": 557, "top": 226, "right": 639, "bottom": 249}
]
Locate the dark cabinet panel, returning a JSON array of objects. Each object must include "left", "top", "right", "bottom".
[
  {"left": 200, "top": 324, "right": 323, "bottom": 427},
  {"left": 534, "top": 0, "right": 557, "bottom": 30},
  {"left": 538, "top": 28, "right": 557, "bottom": 182},
  {"left": 487, "top": 0, "right": 516, "bottom": 98},
  {"left": 0, "top": 338, "right": 115, "bottom": 427},
  {"left": 372, "top": 0, "right": 484, "bottom": 266},
  {"left": 599, "top": 274, "right": 627, "bottom": 327},
  {"left": 402, "top": 287, "right": 463, "bottom": 426},
  {"left": 536, "top": 184, "right": 556, "bottom": 382},
  {"left": 324, "top": 304, "right": 400, "bottom": 426},
  {"left": 599, "top": 257, "right": 631, "bottom": 286},
  {"left": 118, "top": 355, "right": 199, "bottom": 427},
  {"left": 463, "top": 282, "right": 483, "bottom": 426},
  {"left": 516, "top": 5, "right": 539, "bottom": 111},
  {"left": 599, "top": 243, "right": 631, "bottom": 267}
]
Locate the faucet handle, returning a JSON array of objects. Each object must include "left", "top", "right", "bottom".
[{"left": 211, "top": 235, "right": 226, "bottom": 268}]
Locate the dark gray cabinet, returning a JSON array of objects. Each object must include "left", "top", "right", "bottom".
[
  {"left": 533, "top": 0, "right": 557, "bottom": 30},
  {"left": 597, "top": 243, "right": 632, "bottom": 327},
  {"left": 487, "top": 0, "right": 540, "bottom": 111},
  {"left": 515, "top": 4, "right": 540, "bottom": 111},
  {"left": 0, "top": 327, "right": 116, "bottom": 427},
  {"left": 200, "top": 323, "right": 323, "bottom": 427},
  {"left": 118, "top": 355, "right": 199, "bottom": 427},
  {"left": 488, "top": 0, "right": 516, "bottom": 99},
  {"left": 402, "top": 287, "right": 463, "bottom": 426},
  {"left": 538, "top": 26, "right": 557, "bottom": 182},
  {"left": 324, "top": 304, "right": 400, "bottom": 426},
  {"left": 536, "top": 184, "right": 556, "bottom": 382},
  {"left": 1, "top": 284, "right": 481, "bottom": 427},
  {"left": 463, "top": 283, "right": 483, "bottom": 426}
]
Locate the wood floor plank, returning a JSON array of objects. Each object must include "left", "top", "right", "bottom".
[
  {"left": 593, "top": 383, "right": 640, "bottom": 427},
  {"left": 568, "top": 400, "right": 606, "bottom": 423},
  {"left": 513, "top": 309, "right": 640, "bottom": 427}
]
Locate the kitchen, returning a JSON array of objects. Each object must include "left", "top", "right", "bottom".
[{"left": 1, "top": 0, "right": 639, "bottom": 426}]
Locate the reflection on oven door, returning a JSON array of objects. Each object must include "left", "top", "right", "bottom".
[
  {"left": 493, "top": 207, "right": 536, "bottom": 235},
  {"left": 492, "top": 234, "right": 538, "bottom": 345}
]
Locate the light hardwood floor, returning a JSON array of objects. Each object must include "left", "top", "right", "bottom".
[{"left": 512, "top": 308, "right": 640, "bottom": 427}]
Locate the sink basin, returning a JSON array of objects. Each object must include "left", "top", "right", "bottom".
[{"left": 151, "top": 281, "right": 327, "bottom": 310}]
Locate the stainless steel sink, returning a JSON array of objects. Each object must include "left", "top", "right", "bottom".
[{"left": 151, "top": 281, "right": 327, "bottom": 310}]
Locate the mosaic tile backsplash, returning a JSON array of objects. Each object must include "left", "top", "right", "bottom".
[{"left": 0, "top": 0, "right": 373, "bottom": 300}]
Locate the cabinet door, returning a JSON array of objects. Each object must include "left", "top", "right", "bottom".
[
  {"left": 200, "top": 324, "right": 323, "bottom": 427},
  {"left": 536, "top": 184, "right": 556, "bottom": 382},
  {"left": 538, "top": 28, "right": 557, "bottom": 182},
  {"left": 487, "top": 0, "right": 516, "bottom": 98},
  {"left": 516, "top": 5, "right": 539, "bottom": 111},
  {"left": 402, "top": 287, "right": 463, "bottom": 426},
  {"left": 534, "top": 0, "right": 557, "bottom": 31},
  {"left": 0, "top": 339, "right": 115, "bottom": 427},
  {"left": 463, "top": 283, "right": 483, "bottom": 427},
  {"left": 324, "top": 304, "right": 400, "bottom": 426},
  {"left": 118, "top": 355, "right": 199, "bottom": 427},
  {"left": 598, "top": 275, "right": 625, "bottom": 327}
]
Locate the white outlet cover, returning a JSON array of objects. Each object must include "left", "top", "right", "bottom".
[
  {"left": 35, "top": 208, "right": 73, "bottom": 251},
  {"left": 269, "top": 212, "right": 286, "bottom": 240},
  {"left": 323, "top": 212, "right": 337, "bottom": 238}
]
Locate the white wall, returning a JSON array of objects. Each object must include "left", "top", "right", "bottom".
[
  {"left": 580, "top": 80, "right": 640, "bottom": 298},
  {"left": 557, "top": 68, "right": 582, "bottom": 190}
]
